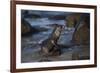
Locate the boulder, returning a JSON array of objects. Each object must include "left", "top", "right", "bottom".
[
  {"left": 21, "top": 18, "right": 50, "bottom": 36},
  {"left": 71, "top": 14, "right": 90, "bottom": 45},
  {"left": 66, "top": 13, "right": 82, "bottom": 28},
  {"left": 21, "top": 18, "right": 32, "bottom": 35}
]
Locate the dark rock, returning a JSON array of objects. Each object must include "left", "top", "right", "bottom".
[
  {"left": 21, "top": 18, "right": 40, "bottom": 36},
  {"left": 79, "top": 56, "right": 90, "bottom": 60},
  {"left": 66, "top": 13, "right": 82, "bottom": 27},
  {"left": 72, "top": 15, "right": 90, "bottom": 45},
  {"left": 72, "top": 53, "right": 79, "bottom": 60},
  {"left": 72, "top": 45, "right": 90, "bottom": 60},
  {"left": 66, "top": 13, "right": 90, "bottom": 28},
  {"left": 66, "top": 13, "right": 90, "bottom": 45},
  {"left": 21, "top": 18, "right": 32, "bottom": 35}
]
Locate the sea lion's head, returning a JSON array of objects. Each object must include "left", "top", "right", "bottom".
[
  {"left": 54, "top": 24, "right": 64, "bottom": 36},
  {"left": 56, "top": 24, "right": 64, "bottom": 31}
]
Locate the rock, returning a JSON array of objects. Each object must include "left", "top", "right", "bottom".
[
  {"left": 21, "top": 18, "right": 42, "bottom": 36},
  {"left": 66, "top": 13, "right": 90, "bottom": 45},
  {"left": 72, "top": 14, "right": 90, "bottom": 45},
  {"left": 72, "top": 22, "right": 90, "bottom": 45},
  {"left": 72, "top": 45, "right": 90, "bottom": 60},
  {"left": 72, "top": 53, "right": 79, "bottom": 60},
  {"left": 21, "top": 18, "right": 32, "bottom": 35},
  {"left": 66, "top": 13, "right": 82, "bottom": 28}
]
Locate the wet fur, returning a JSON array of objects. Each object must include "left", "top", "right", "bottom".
[{"left": 41, "top": 24, "right": 64, "bottom": 56}]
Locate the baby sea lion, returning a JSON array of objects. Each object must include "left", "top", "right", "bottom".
[{"left": 41, "top": 24, "right": 64, "bottom": 56}]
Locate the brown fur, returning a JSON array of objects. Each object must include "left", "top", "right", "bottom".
[{"left": 41, "top": 24, "right": 64, "bottom": 56}]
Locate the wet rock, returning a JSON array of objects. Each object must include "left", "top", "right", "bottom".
[
  {"left": 66, "top": 13, "right": 90, "bottom": 45},
  {"left": 72, "top": 23, "right": 90, "bottom": 45},
  {"left": 72, "top": 16, "right": 90, "bottom": 45},
  {"left": 21, "top": 18, "right": 40, "bottom": 36},
  {"left": 21, "top": 18, "right": 32, "bottom": 35},
  {"left": 66, "top": 13, "right": 82, "bottom": 27},
  {"left": 72, "top": 45, "right": 90, "bottom": 60},
  {"left": 72, "top": 53, "right": 79, "bottom": 60}
]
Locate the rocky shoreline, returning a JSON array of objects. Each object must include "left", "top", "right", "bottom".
[{"left": 21, "top": 12, "right": 90, "bottom": 63}]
